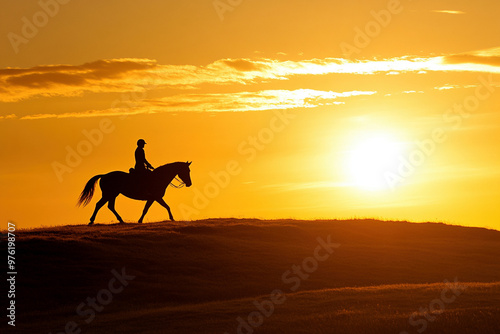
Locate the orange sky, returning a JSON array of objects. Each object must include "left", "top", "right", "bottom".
[{"left": 1, "top": 0, "right": 500, "bottom": 229}]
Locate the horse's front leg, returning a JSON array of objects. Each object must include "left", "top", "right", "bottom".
[
  {"left": 138, "top": 199, "right": 154, "bottom": 223},
  {"left": 156, "top": 198, "right": 174, "bottom": 221}
]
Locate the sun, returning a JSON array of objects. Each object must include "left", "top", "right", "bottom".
[{"left": 345, "top": 133, "right": 406, "bottom": 191}]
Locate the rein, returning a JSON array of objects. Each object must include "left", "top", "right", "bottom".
[{"left": 154, "top": 163, "right": 188, "bottom": 189}]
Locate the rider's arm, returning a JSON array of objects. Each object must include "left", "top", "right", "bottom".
[{"left": 145, "top": 159, "right": 154, "bottom": 169}]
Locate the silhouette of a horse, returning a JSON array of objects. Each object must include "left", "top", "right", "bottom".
[{"left": 78, "top": 161, "right": 192, "bottom": 225}]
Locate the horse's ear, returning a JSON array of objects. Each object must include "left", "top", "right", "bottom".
[{"left": 186, "top": 161, "right": 192, "bottom": 166}]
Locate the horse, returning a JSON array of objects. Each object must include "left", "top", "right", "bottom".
[{"left": 77, "top": 161, "right": 192, "bottom": 225}]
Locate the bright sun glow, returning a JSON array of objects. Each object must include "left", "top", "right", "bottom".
[{"left": 345, "top": 133, "right": 406, "bottom": 191}]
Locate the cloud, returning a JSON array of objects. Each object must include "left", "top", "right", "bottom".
[
  {"left": 0, "top": 58, "right": 159, "bottom": 102},
  {"left": 443, "top": 54, "right": 500, "bottom": 68},
  {"left": 441, "top": 47, "right": 500, "bottom": 72},
  {"left": 20, "top": 109, "right": 148, "bottom": 120},
  {"left": 402, "top": 90, "right": 424, "bottom": 94},
  {"left": 146, "top": 89, "right": 375, "bottom": 112},
  {"left": 431, "top": 10, "right": 466, "bottom": 15},
  {"left": 0, "top": 114, "right": 16, "bottom": 121},
  {"left": 222, "top": 59, "right": 266, "bottom": 72},
  {"left": 2, "top": 48, "right": 500, "bottom": 103},
  {"left": 20, "top": 89, "right": 376, "bottom": 119},
  {"left": 433, "top": 84, "right": 480, "bottom": 91},
  {"left": 434, "top": 84, "right": 460, "bottom": 91}
]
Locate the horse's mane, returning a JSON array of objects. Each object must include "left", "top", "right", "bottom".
[{"left": 153, "top": 162, "right": 184, "bottom": 173}]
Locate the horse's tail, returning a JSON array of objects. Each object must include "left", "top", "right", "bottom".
[{"left": 77, "top": 174, "right": 104, "bottom": 207}]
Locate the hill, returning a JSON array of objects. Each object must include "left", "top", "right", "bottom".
[{"left": 8, "top": 219, "right": 500, "bottom": 333}]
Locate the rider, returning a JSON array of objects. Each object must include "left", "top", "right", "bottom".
[{"left": 135, "top": 139, "right": 154, "bottom": 176}]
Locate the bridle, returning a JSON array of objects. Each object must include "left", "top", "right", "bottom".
[{"left": 169, "top": 176, "right": 185, "bottom": 188}]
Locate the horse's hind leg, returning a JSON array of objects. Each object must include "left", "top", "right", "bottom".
[
  {"left": 107, "top": 196, "right": 124, "bottom": 223},
  {"left": 89, "top": 197, "right": 107, "bottom": 225}
]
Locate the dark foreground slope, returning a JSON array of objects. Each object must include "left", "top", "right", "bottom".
[{"left": 7, "top": 219, "right": 500, "bottom": 333}]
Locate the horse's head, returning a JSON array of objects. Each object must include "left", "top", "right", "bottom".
[{"left": 177, "top": 161, "right": 192, "bottom": 187}]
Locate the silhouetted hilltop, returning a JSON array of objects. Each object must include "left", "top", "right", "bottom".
[{"left": 12, "top": 219, "right": 500, "bottom": 333}]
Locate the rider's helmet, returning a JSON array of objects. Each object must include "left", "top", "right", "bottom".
[{"left": 137, "top": 139, "right": 147, "bottom": 146}]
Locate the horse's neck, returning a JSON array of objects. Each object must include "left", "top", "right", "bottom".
[{"left": 156, "top": 166, "right": 177, "bottom": 186}]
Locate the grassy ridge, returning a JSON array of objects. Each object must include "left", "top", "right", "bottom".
[
  {"left": 13, "top": 219, "right": 500, "bottom": 333},
  {"left": 59, "top": 282, "right": 499, "bottom": 334}
]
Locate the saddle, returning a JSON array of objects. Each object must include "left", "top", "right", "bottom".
[
  {"left": 129, "top": 167, "right": 152, "bottom": 176},
  {"left": 129, "top": 168, "right": 154, "bottom": 188},
  {"left": 129, "top": 168, "right": 154, "bottom": 197}
]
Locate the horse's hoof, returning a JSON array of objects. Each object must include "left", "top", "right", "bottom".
[
  {"left": 88, "top": 222, "right": 94, "bottom": 226},
  {"left": 138, "top": 220, "right": 143, "bottom": 224}
]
